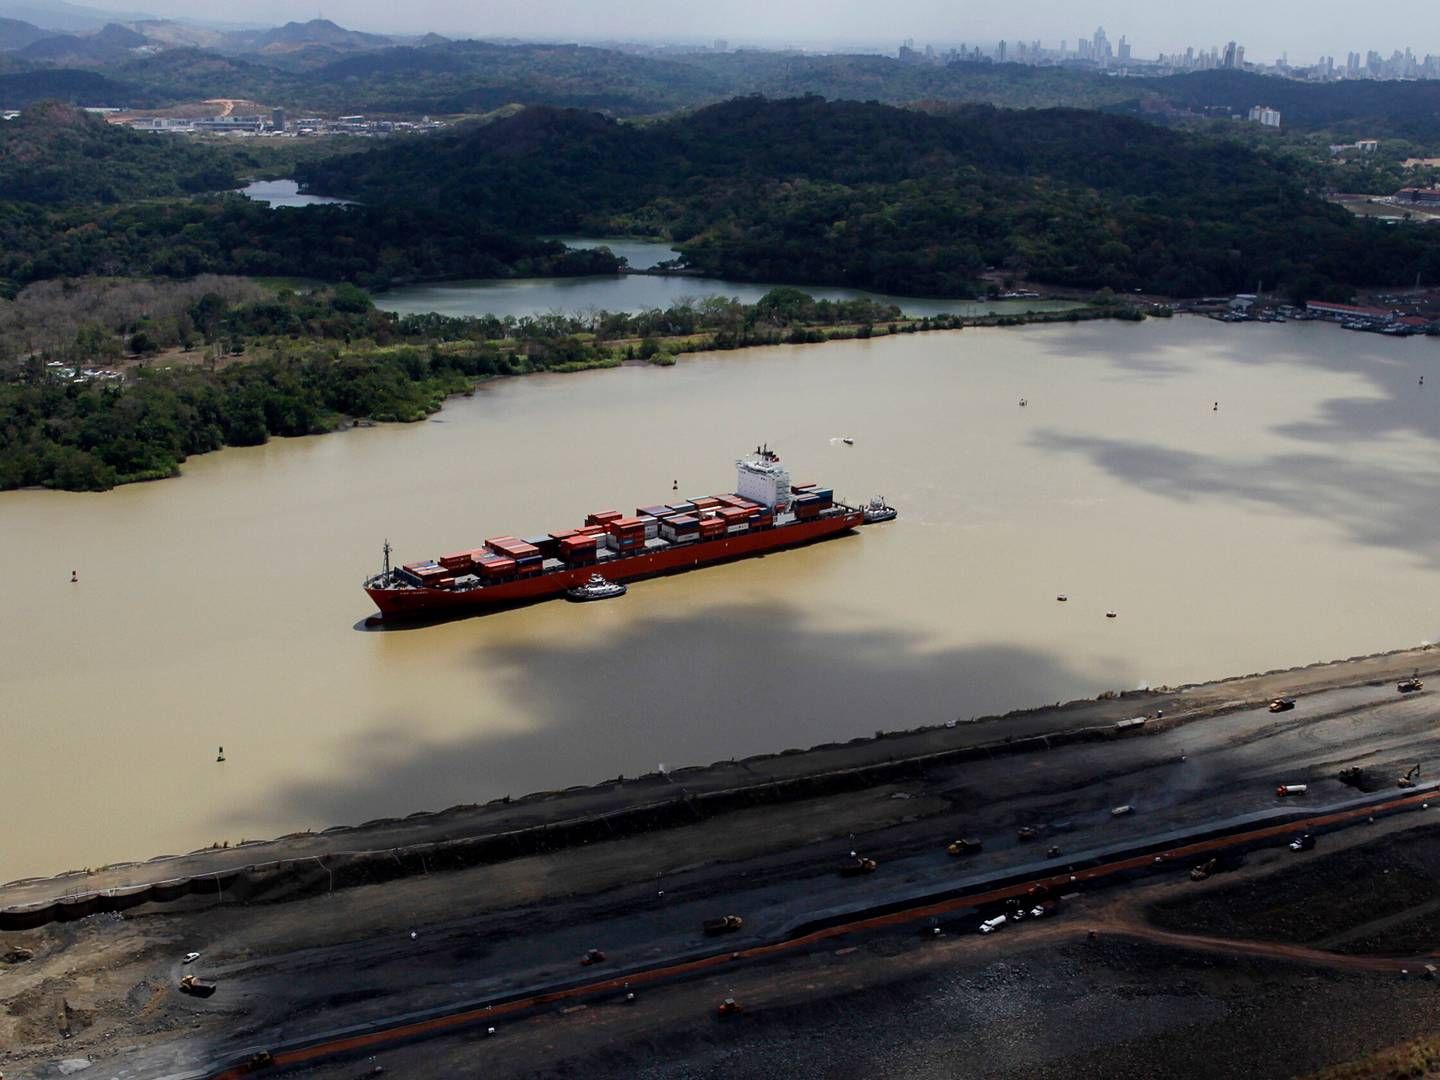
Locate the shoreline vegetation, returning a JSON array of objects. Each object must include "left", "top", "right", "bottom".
[{"left": 0, "top": 280, "right": 1126, "bottom": 493}]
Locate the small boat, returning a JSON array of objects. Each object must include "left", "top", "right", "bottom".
[
  {"left": 1105, "top": 610, "right": 1118, "bottom": 618},
  {"left": 566, "top": 574, "right": 627, "bottom": 602},
  {"left": 1056, "top": 595, "right": 1068, "bottom": 602},
  {"left": 863, "top": 496, "right": 897, "bottom": 524},
  {"left": 841, "top": 437, "right": 854, "bottom": 445},
  {"left": 1398, "top": 676, "right": 1424, "bottom": 693}
]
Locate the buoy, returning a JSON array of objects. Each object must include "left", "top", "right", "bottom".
[
  {"left": 672, "top": 480, "right": 679, "bottom": 490},
  {"left": 216, "top": 746, "right": 225, "bottom": 762},
  {"left": 70, "top": 570, "right": 78, "bottom": 583}
]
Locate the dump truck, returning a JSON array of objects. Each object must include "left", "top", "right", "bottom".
[
  {"left": 703, "top": 915, "right": 744, "bottom": 936},
  {"left": 1398, "top": 676, "right": 1424, "bottom": 693},
  {"left": 839, "top": 855, "right": 877, "bottom": 876},
  {"left": 717, "top": 997, "right": 743, "bottom": 1017},
  {"left": 1017, "top": 825, "right": 1040, "bottom": 841},
  {"left": 178, "top": 975, "right": 216, "bottom": 998},
  {"left": 947, "top": 838, "right": 983, "bottom": 856},
  {"left": 1398, "top": 765, "right": 1421, "bottom": 788},
  {"left": 1268, "top": 698, "right": 1296, "bottom": 713}
]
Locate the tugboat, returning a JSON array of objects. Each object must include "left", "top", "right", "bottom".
[
  {"left": 863, "top": 496, "right": 898, "bottom": 524},
  {"left": 566, "top": 573, "right": 627, "bottom": 602}
]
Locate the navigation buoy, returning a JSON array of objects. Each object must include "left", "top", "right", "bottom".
[
  {"left": 672, "top": 480, "right": 678, "bottom": 490},
  {"left": 70, "top": 570, "right": 78, "bottom": 583},
  {"left": 216, "top": 746, "right": 225, "bottom": 763}
]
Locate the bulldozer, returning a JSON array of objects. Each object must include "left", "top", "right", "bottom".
[{"left": 1398, "top": 764, "right": 1421, "bottom": 789}]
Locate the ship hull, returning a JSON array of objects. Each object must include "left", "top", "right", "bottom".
[{"left": 366, "top": 510, "right": 863, "bottom": 620}]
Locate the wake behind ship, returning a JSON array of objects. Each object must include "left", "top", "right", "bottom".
[{"left": 363, "top": 447, "right": 895, "bottom": 619}]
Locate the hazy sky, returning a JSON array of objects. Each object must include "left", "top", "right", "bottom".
[{"left": 87, "top": 0, "right": 1437, "bottom": 65}]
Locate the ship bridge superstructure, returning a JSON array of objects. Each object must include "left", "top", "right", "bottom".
[{"left": 735, "top": 445, "right": 792, "bottom": 511}]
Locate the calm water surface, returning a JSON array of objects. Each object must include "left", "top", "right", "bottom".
[
  {"left": 4, "top": 318, "right": 1438, "bottom": 879},
  {"left": 238, "top": 179, "right": 355, "bottom": 208},
  {"left": 376, "top": 235, "right": 1077, "bottom": 319}
]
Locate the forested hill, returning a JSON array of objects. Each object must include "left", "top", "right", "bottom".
[
  {"left": 1124, "top": 69, "right": 1440, "bottom": 141},
  {"left": 0, "top": 101, "right": 237, "bottom": 201},
  {"left": 297, "top": 96, "right": 1440, "bottom": 299}
]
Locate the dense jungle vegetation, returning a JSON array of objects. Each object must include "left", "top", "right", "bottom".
[
  {"left": 0, "top": 283, "right": 921, "bottom": 491},
  {"left": 299, "top": 96, "right": 1440, "bottom": 299}
]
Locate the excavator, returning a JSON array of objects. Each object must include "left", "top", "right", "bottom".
[{"left": 1398, "top": 764, "right": 1421, "bottom": 789}]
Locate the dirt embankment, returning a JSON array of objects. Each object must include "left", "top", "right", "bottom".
[{"left": 3, "top": 645, "right": 1435, "bottom": 929}]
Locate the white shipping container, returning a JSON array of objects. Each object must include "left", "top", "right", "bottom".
[{"left": 726, "top": 524, "right": 748, "bottom": 534}]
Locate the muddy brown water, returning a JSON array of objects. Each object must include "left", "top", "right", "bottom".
[{"left": 3, "top": 317, "right": 1437, "bottom": 880}]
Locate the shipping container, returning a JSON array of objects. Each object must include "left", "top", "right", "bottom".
[
  {"left": 692, "top": 496, "right": 722, "bottom": 509},
  {"left": 638, "top": 505, "right": 671, "bottom": 518},
  {"left": 667, "top": 514, "right": 700, "bottom": 529},
  {"left": 791, "top": 483, "right": 816, "bottom": 494},
  {"left": 478, "top": 557, "right": 516, "bottom": 576},
  {"left": 585, "top": 510, "right": 623, "bottom": 526},
  {"left": 810, "top": 489, "right": 833, "bottom": 501},
  {"left": 666, "top": 502, "right": 697, "bottom": 515}
]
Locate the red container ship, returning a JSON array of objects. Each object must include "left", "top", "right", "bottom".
[{"left": 363, "top": 446, "right": 895, "bottom": 620}]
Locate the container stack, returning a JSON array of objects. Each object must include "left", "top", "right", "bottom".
[
  {"left": 476, "top": 553, "right": 516, "bottom": 580},
  {"left": 698, "top": 516, "right": 725, "bottom": 540},
  {"left": 402, "top": 560, "right": 450, "bottom": 586},
  {"left": 718, "top": 506, "right": 750, "bottom": 534},
  {"left": 559, "top": 534, "right": 598, "bottom": 565},
  {"left": 793, "top": 493, "right": 823, "bottom": 520},
  {"left": 659, "top": 514, "right": 699, "bottom": 542},
  {"left": 666, "top": 501, "right": 697, "bottom": 516},
  {"left": 585, "top": 510, "right": 623, "bottom": 527},
  {"left": 607, "top": 516, "right": 647, "bottom": 554},
  {"left": 439, "top": 551, "right": 475, "bottom": 574}
]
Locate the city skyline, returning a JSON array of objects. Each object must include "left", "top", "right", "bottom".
[{"left": 61, "top": 0, "right": 1440, "bottom": 68}]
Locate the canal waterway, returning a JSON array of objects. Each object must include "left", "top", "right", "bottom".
[{"left": 3, "top": 317, "right": 1438, "bottom": 880}]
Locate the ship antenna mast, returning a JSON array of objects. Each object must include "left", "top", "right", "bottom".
[{"left": 382, "top": 538, "right": 392, "bottom": 578}]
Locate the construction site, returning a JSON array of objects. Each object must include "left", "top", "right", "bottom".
[{"left": 3, "top": 647, "right": 1440, "bottom": 1079}]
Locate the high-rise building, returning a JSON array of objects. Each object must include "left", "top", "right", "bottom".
[
  {"left": 271, "top": 107, "right": 285, "bottom": 132},
  {"left": 1117, "top": 36, "right": 1131, "bottom": 63},
  {"left": 1222, "top": 41, "right": 1238, "bottom": 68},
  {"left": 997, "top": 39, "right": 1006, "bottom": 62}
]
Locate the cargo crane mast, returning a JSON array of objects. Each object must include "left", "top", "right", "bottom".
[{"left": 382, "top": 539, "right": 392, "bottom": 580}]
